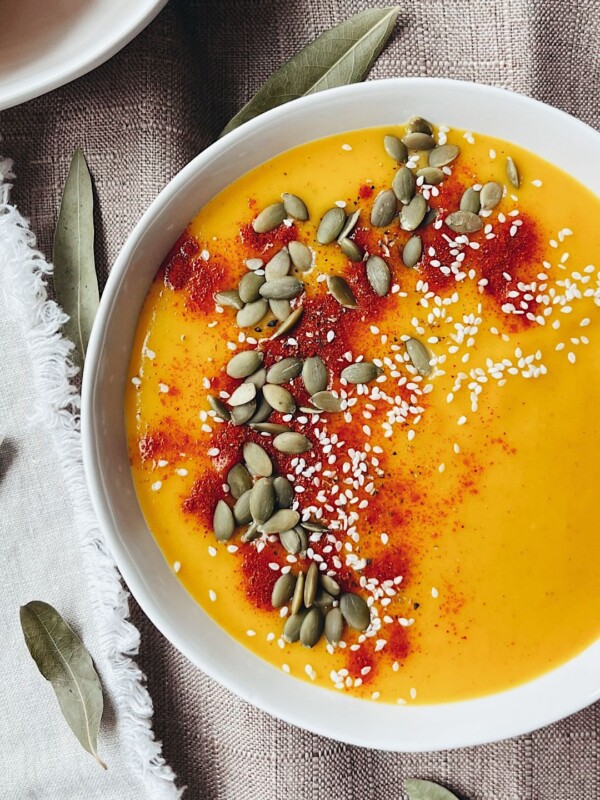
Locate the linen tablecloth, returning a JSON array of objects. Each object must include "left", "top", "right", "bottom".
[{"left": 2, "top": 1, "right": 600, "bottom": 798}]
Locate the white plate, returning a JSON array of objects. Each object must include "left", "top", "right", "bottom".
[
  {"left": 82, "top": 78, "right": 600, "bottom": 751},
  {"left": 0, "top": 0, "right": 167, "bottom": 111}
]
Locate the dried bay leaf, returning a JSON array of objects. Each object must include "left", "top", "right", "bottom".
[
  {"left": 221, "top": 6, "right": 399, "bottom": 136},
  {"left": 404, "top": 779, "right": 461, "bottom": 800},
  {"left": 52, "top": 148, "right": 99, "bottom": 370},
  {"left": 20, "top": 601, "right": 106, "bottom": 769}
]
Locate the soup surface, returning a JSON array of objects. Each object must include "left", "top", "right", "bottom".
[{"left": 126, "top": 122, "right": 600, "bottom": 704}]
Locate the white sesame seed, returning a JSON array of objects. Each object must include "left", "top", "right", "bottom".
[
  {"left": 246, "top": 630, "right": 256, "bottom": 637},
  {"left": 151, "top": 480, "right": 162, "bottom": 492},
  {"left": 208, "top": 589, "right": 217, "bottom": 602},
  {"left": 341, "top": 143, "right": 352, "bottom": 151},
  {"left": 208, "top": 546, "right": 217, "bottom": 557},
  {"left": 173, "top": 561, "right": 181, "bottom": 573}
]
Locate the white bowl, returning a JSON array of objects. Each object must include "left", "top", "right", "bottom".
[
  {"left": 82, "top": 78, "right": 600, "bottom": 751},
  {"left": 0, "top": 0, "right": 167, "bottom": 110}
]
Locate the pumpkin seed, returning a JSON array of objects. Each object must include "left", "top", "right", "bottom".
[
  {"left": 327, "top": 275, "right": 357, "bottom": 309},
  {"left": 263, "top": 384, "right": 296, "bottom": 414},
  {"left": 304, "top": 562, "right": 319, "bottom": 608},
  {"left": 337, "top": 209, "right": 361, "bottom": 241},
  {"left": 428, "top": 144, "right": 460, "bottom": 168},
  {"left": 417, "top": 167, "right": 444, "bottom": 185},
  {"left": 226, "top": 350, "right": 263, "bottom": 379},
  {"left": 406, "top": 337, "right": 433, "bottom": 376},
  {"left": 320, "top": 574, "right": 340, "bottom": 596},
  {"left": 295, "top": 525, "right": 309, "bottom": 552},
  {"left": 480, "top": 181, "right": 503, "bottom": 210},
  {"left": 273, "top": 432, "right": 312, "bottom": 454},
  {"left": 265, "top": 248, "right": 291, "bottom": 280},
  {"left": 506, "top": 156, "right": 520, "bottom": 189},
  {"left": 249, "top": 422, "right": 289, "bottom": 435},
  {"left": 402, "top": 132, "right": 435, "bottom": 151},
  {"left": 233, "top": 489, "right": 252, "bottom": 525},
  {"left": 366, "top": 255, "right": 391, "bottom": 296},
  {"left": 227, "top": 463, "right": 252, "bottom": 499},
  {"left": 310, "top": 390, "right": 344, "bottom": 412},
  {"left": 247, "top": 393, "right": 272, "bottom": 424},
  {"left": 249, "top": 477, "right": 275, "bottom": 523},
  {"left": 281, "top": 192, "right": 309, "bottom": 221},
  {"left": 302, "top": 356, "right": 328, "bottom": 396},
  {"left": 231, "top": 399, "right": 256, "bottom": 426},
  {"left": 288, "top": 240, "right": 312, "bottom": 271},
  {"left": 243, "top": 441, "right": 273, "bottom": 476},
  {"left": 266, "top": 356, "right": 303, "bottom": 384},
  {"left": 259, "top": 276, "right": 304, "bottom": 301},
  {"left": 272, "top": 573, "right": 297, "bottom": 608},
  {"left": 313, "top": 589, "right": 335, "bottom": 608},
  {"left": 299, "top": 406, "right": 323, "bottom": 415},
  {"left": 252, "top": 202, "right": 286, "bottom": 233},
  {"left": 238, "top": 271, "right": 265, "bottom": 303},
  {"left": 269, "top": 299, "right": 291, "bottom": 321},
  {"left": 384, "top": 134, "right": 408, "bottom": 163},
  {"left": 300, "top": 608, "right": 324, "bottom": 648},
  {"left": 370, "top": 189, "right": 397, "bottom": 227},
  {"left": 291, "top": 570, "right": 305, "bottom": 614},
  {"left": 215, "top": 289, "right": 243, "bottom": 310},
  {"left": 280, "top": 528, "right": 301, "bottom": 555},
  {"left": 270, "top": 305, "right": 303, "bottom": 340},
  {"left": 228, "top": 382, "right": 256, "bottom": 407},
  {"left": 339, "top": 237, "right": 363, "bottom": 261},
  {"left": 259, "top": 508, "right": 300, "bottom": 534},
  {"left": 244, "top": 367, "right": 266, "bottom": 389},
  {"left": 245, "top": 257, "right": 263, "bottom": 271},
  {"left": 236, "top": 298, "right": 268, "bottom": 327},
  {"left": 392, "top": 166, "right": 416, "bottom": 204},
  {"left": 317, "top": 207, "right": 346, "bottom": 244},
  {"left": 241, "top": 521, "right": 261, "bottom": 543},
  {"left": 445, "top": 210, "right": 483, "bottom": 234},
  {"left": 402, "top": 235, "right": 422, "bottom": 268},
  {"left": 283, "top": 610, "right": 307, "bottom": 643},
  {"left": 213, "top": 500, "right": 235, "bottom": 542},
  {"left": 460, "top": 187, "right": 481, "bottom": 215},
  {"left": 421, "top": 207, "right": 438, "bottom": 227},
  {"left": 207, "top": 395, "right": 231, "bottom": 421},
  {"left": 339, "top": 592, "right": 370, "bottom": 631},
  {"left": 324, "top": 607, "right": 344, "bottom": 645},
  {"left": 302, "top": 519, "right": 327, "bottom": 533},
  {"left": 400, "top": 194, "right": 427, "bottom": 231},
  {"left": 341, "top": 361, "right": 383, "bottom": 384},
  {"left": 407, "top": 115, "right": 433, "bottom": 135}
]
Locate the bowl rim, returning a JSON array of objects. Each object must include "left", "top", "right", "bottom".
[{"left": 82, "top": 77, "right": 600, "bottom": 751}]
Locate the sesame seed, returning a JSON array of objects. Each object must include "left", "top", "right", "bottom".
[
  {"left": 341, "top": 143, "right": 352, "bottom": 151},
  {"left": 208, "top": 546, "right": 217, "bottom": 557},
  {"left": 431, "top": 587, "right": 439, "bottom": 598},
  {"left": 208, "top": 589, "right": 217, "bottom": 602},
  {"left": 131, "top": 376, "right": 141, "bottom": 387},
  {"left": 176, "top": 468, "right": 188, "bottom": 476},
  {"left": 282, "top": 663, "right": 290, "bottom": 674},
  {"left": 151, "top": 481, "right": 162, "bottom": 491},
  {"left": 173, "top": 561, "right": 181, "bottom": 573},
  {"left": 246, "top": 630, "right": 256, "bottom": 637}
]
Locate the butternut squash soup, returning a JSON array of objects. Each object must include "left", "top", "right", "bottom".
[{"left": 125, "top": 120, "right": 600, "bottom": 704}]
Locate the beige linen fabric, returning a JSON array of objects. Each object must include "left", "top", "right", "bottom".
[{"left": 2, "top": 0, "right": 600, "bottom": 797}]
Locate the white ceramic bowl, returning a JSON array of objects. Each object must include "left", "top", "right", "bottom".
[
  {"left": 82, "top": 78, "right": 600, "bottom": 751},
  {"left": 0, "top": 0, "right": 167, "bottom": 111}
]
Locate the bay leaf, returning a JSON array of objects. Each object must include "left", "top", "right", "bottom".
[
  {"left": 20, "top": 601, "right": 106, "bottom": 769},
  {"left": 221, "top": 6, "right": 399, "bottom": 136},
  {"left": 52, "top": 148, "right": 99, "bottom": 370},
  {"left": 404, "top": 779, "right": 461, "bottom": 800}
]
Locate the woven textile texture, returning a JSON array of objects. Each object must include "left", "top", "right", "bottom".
[{"left": 2, "top": 0, "right": 600, "bottom": 798}]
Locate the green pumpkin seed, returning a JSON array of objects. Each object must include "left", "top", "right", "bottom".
[
  {"left": 320, "top": 574, "right": 340, "bottom": 596},
  {"left": 241, "top": 521, "right": 261, "bottom": 543},
  {"left": 406, "top": 337, "right": 433, "bottom": 376},
  {"left": 213, "top": 500, "right": 235, "bottom": 542},
  {"left": 301, "top": 519, "right": 327, "bottom": 533},
  {"left": 402, "top": 235, "right": 422, "bottom": 268},
  {"left": 480, "top": 181, "right": 503, "bottom": 210},
  {"left": 400, "top": 194, "right": 427, "bottom": 231},
  {"left": 384, "top": 134, "right": 408, "bottom": 163},
  {"left": 324, "top": 607, "right": 344, "bottom": 645},
  {"left": 283, "top": 610, "right": 307, "bottom": 643},
  {"left": 207, "top": 395, "right": 231, "bottom": 421},
  {"left": 274, "top": 476, "right": 294, "bottom": 508},
  {"left": 417, "top": 167, "right": 444, "bottom": 185},
  {"left": 428, "top": 144, "right": 460, "bottom": 168},
  {"left": 370, "top": 189, "right": 397, "bottom": 227},
  {"left": 310, "top": 390, "right": 344, "bottom": 412},
  {"left": 402, "top": 132, "right": 435, "bottom": 151},
  {"left": 300, "top": 607, "right": 324, "bottom": 648},
  {"left": 244, "top": 367, "right": 266, "bottom": 389},
  {"left": 299, "top": 406, "right": 323, "bottom": 415},
  {"left": 259, "top": 508, "right": 300, "bottom": 534},
  {"left": 393, "top": 166, "right": 416, "bottom": 204},
  {"left": 227, "top": 463, "right": 253, "bottom": 499},
  {"left": 238, "top": 271, "right": 265, "bottom": 304},
  {"left": 317, "top": 207, "right": 346, "bottom": 244},
  {"left": 288, "top": 240, "right": 313, "bottom": 271},
  {"left": 327, "top": 275, "right": 357, "bottom": 309},
  {"left": 304, "top": 562, "right": 319, "bottom": 608},
  {"left": 445, "top": 210, "right": 483, "bottom": 234},
  {"left": 302, "top": 356, "right": 328, "bottom": 396},
  {"left": 460, "top": 187, "right": 481, "bottom": 215},
  {"left": 272, "top": 572, "right": 297, "bottom": 608},
  {"left": 313, "top": 589, "right": 335, "bottom": 608},
  {"left": 262, "top": 384, "right": 296, "bottom": 414},
  {"left": 281, "top": 192, "right": 309, "bottom": 221},
  {"left": 236, "top": 298, "right": 268, "bottom": 327},
  {"left": 270, "top": 305, "right": 303, "bottom": 340},
  {"left": 243, "top": 441, "right": 273, "bottom": 476},
  {"left": 247, "top": 393, "right": 272, "bottom": 424},
  {"left": 252, "top": 202, "right": 286, "bottom": 233},
  {"left": 506, "top": 156, "right": 520, "bottom": 189},
  {"left": 215, "top": 289, "right": 243, "bottom": 310},
  {"left": 407, "top": 115, "right": 433, "bottom": 135},
  {"left": 266, "top": 356, "right": 303, "bottom": 384},
  {"left": 228, "top": 382, "right": 256, "bottom": 407},
  {"left": 249, "top": 477, "right": 275, "bottom": 523},
  {"left": 295, "top": 525, "right": 309, "bottom": 552},
  {"left": 259, "top": 276, "right": 304, "bottom": 301},
  {"left": 226, "top": 350, "right": 264, "bottom": 379},
  {"left": 249, "top": 422, "right": 289, "bottom": 435},
  {"left": 233, "top": 489, "right": 252, "bottom": 525},
  {"left": 339, "top": 592, "right": 370, "bottom": 631},
  {"left": 280, "top": 528, "right": 301, "bottom": 555},
  {"left": 341, "top": 361, "right": 383, "bottom": 384},
  {"left": 366, "top": 255, "right": 391, "bottom": 297},
  {"left": 337, "top": 209, "right": 361, "bottom": 241},
  {"left": 291, "top": 570, "right": 305, "bottom": 614},
  {"left": 339, "top": 237, "right": 363, "bottom": 261},
  {"left": 269, "top": 299, "right": 291, "bottom": 321},
  {"left": 265, "top": 248, "right": 291, "bottom": 281},
  {"left": 244, "top": 257, "right": 263, "bottom": 271},
  {"left": 273, "top": 432, "right": 312, "bottom": 454},
  {"left": 421, "top": 207, "right": 438, "bottom": 227},
  {"left": 231, "top": 399, "right": 256, "bottom": 426}
]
